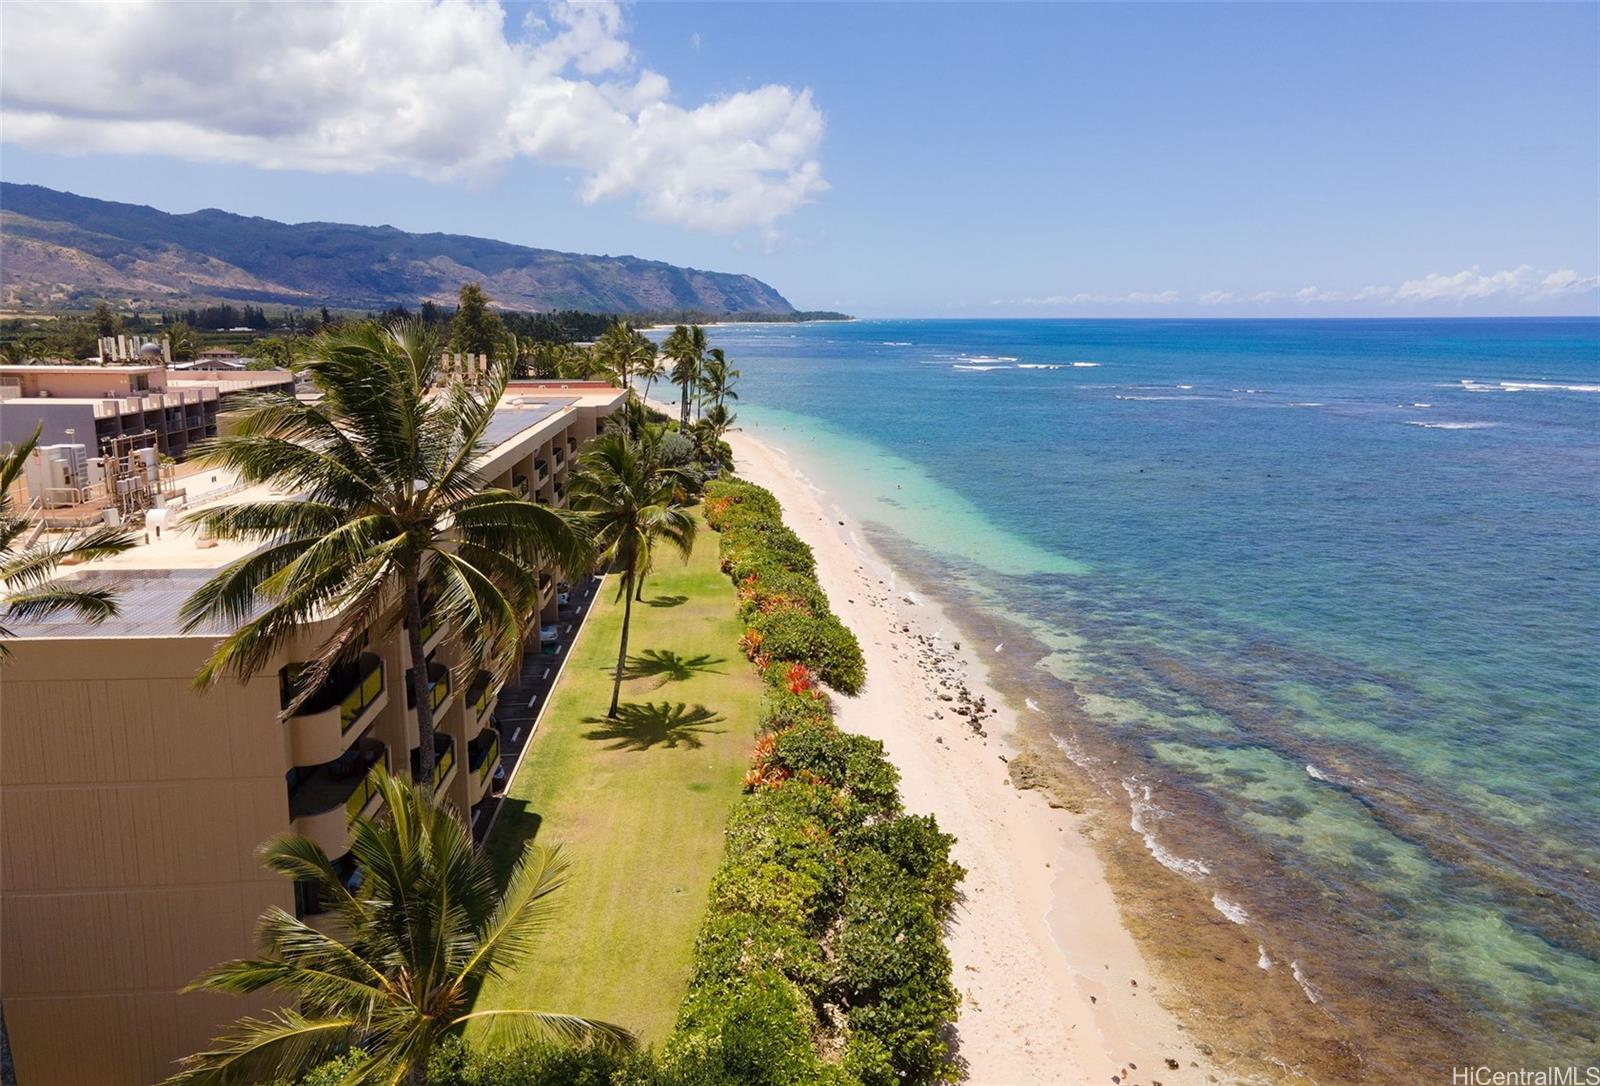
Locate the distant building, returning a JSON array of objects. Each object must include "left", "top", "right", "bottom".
[{"left": 0, "top": 363, "right": 220, "bottom": 461}]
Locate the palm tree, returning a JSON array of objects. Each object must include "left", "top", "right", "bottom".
[
  {"left": 661, "top": 324, "right": 706, "bottom": 428},
  {"left": 0, "top": 428, "right": 137, "bottom": 656},
  {"left": 593, "top": 320, "right": 637, "bottom": 391},
  {"left": 569, "top": 429, "right": 696, "bottom": 717},
  {"left": 698, "top": 349, "right": 739, "bottom": 416},
  {"left": 636, "top": 342, "right": 667, "bottom": 405},
  {"left": 167, "top": 769, "right": 630, "bottom": 1086},
  {"left": 178, "top": 320, "right": 586, "bottom": 782}
]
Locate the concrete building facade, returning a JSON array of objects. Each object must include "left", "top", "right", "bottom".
[{"left": 0, "top": 381, "right": 623, "bottom": 1085}]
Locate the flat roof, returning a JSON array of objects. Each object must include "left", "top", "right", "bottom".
[
  {"left": 0, "top": 364, "right": 160, "bottom": 375},
  {"left": 5, "top": 403, "right": 582, "bottom": 640}
]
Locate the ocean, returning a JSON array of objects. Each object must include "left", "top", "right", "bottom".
[{"left": 670, "top": 318, "right": 1600, "bottom": 1077}]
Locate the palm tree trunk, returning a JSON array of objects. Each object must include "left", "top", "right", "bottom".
[
  {"left": 634, "top": 567, "right": 647, "bottom": 602},
  {"left": 679, "top": 380, "right": 689, "bottom": 428},
  {"left": 404, "top": 572, "right": 437, "bottom": 783},
  {"left": 609, "top": 567, "right": 635, "bottom": 719}
]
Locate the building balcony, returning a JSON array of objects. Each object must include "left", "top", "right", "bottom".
[
  {"left": 466, "top": 669, "right": 496, "bottom": 729},
  {"left": 286, "top": 653, "right": 386, "bottom": 767},
  {"left": 406, "top": 659, "right": 455, "bottom": 717},
  {"left": 553, "top": 483, "right": 566, "bottom": 507},
  {"left": 552, "top": 447, "right": 565, "bottom": 470},
  {"left": 414, "top": 610, "right": 447, "bottom": 657},
  {"left": 409, "top": 733, "right": 456, "bottom": 800},
  {"left": 288, "top": 737, "right": 387, "bottom": 858},
  {"left": 512, "top": 474, "right": 530, "bottom": 498},
  {"left": 567, "top": 435, "right": 578, "bottom": 455},
  {"left": 535, "top": 459, "right": 549, "bottom": 483},
  {"left": 467, "top": 726, "right": 500, "bottom": 804}
]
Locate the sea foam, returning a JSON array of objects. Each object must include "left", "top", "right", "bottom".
[
  {"left": 1123, "top": 779, "right": 1212, "bottom": 877},
  {"left": 1212, "top": 894, "right": 1251, "bottom": 924}
]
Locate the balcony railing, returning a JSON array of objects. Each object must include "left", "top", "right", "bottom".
[
  {"left": 512, "top": 475, "right": 530, "bottom": 498},
  {"left": 467, "top": 669, "right": 495, "bottom": 721},
  {"left": 344, "top": 756, "right": 386, "bottom": 820},
  {"left": 567, "top": 436, "right": 577, "bottom": 454},
  {"left": 286, "top": 653, "right": 384, "bottom": 738},
  {"left": 552, "top": 447, "right": 565, "bottom": 469},
  {"left": 289, "top": 737, "right": 387, "bottom": 822},
  {"left": 406, "top": 660, "right": 452, "bottom": 713},
  {"left": 535, "top": 459, "right": 549, "bottom": 482},
  {"left": 469, "top": 727, "right": 501, "bottom": 784},
  {"left": 410, "top": 734, "right": 455, "bottom": 795},
  {"left": 338, "top": 657, "right": 385, "bottom": 735}
]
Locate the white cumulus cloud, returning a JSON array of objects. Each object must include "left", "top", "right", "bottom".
[{"left": 0, "top": 0, "right": 826, "bottom": 233}]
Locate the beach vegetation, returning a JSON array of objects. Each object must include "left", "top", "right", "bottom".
[
  {"left": 177, "top": 318, "right": 586, "bottom": 781},
  {"left": 662, "top": 324, "right": 707, "bottom": 428},
  {"left": 169, "top": 768, "right": 630, "bottom": 1086},
  {"left": 0, "top": 426, "right": 138, "bottom": 657},
  {"left": 569, "top": 427, "right": 698, "bottom": 715},
  {"left": 668, "top": 476, "right": 963, "bottom": 1084}
]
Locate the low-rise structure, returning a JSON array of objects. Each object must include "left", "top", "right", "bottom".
[
  {"left": 0, "top": 362, "right": 221, "bottom": 461},
  {"left": 0, "top": 381, "right": 624, "bottom": 1085}
]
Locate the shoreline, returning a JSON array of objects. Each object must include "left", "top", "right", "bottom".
[{"left": 723, "top": 423, "right": 1226, "bottom": 1085}]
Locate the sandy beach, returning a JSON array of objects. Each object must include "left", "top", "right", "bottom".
[{"left": 723, "top": 424, "right": 1224, "bottom": 1086}]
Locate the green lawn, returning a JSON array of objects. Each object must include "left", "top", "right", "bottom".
[{"left": 470, "top": 515, "right": 760, "bottom": 1045}]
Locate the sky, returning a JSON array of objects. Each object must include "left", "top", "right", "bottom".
[{"left": 1, "top": 1, "right": 1597, "bottom": 318}]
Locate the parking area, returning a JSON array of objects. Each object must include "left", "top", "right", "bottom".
[{"left": 470, "top": 572, "right": 603, "bottom": 843}]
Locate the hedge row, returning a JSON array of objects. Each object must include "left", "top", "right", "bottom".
[
  {"left": 703, "top": 481, "right": 866, "bottom": 695},
  {"left": 659, "top": 479, "right": 964, "bottom": 1085}
]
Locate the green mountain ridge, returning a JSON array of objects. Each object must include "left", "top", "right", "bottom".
[{"left": 0, "top": 183, "right": 796, "bottom": 316}]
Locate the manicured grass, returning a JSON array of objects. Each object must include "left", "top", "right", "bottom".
[{"left": 470, "top": 514, "right": 762, "bottom": 1045}]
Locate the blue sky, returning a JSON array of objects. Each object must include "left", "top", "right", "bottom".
[{"left": 2, "top": 1, "right": 1596, "bottom": 317}]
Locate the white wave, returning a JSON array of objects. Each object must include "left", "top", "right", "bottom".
[
  {"left": 1176, "top": 384, "right": 1194, "bottom": 389},
  {"left": 1070, "top": 361, "right": 1101, "bottom": 368},
  {"left": 1507, "top": 381, "right": 1600, "bottom": 392},
  {"left": 1017, "top": 363, "right": 1064, "bottom": 370},
  {"left": 996, "top": 356, "right": 1019, "bottom": 362},
  {"left": 953, "top": 364, "right": 1005, "bottom": 371},
  {"left": 1290, "top": 961, "right": 1322, "bottom": 1004},
  {"left": 1052, "top": 733, "right": 1099, "bottom": 771},
  {"left": 1461, "top": 379, "right": 1600, "bottom": 394},
  {"left": 1257, "top": 945, "right": 1273, "bottom": 971},
  {"left": 1288, "top": 402, "right": 1325, "bottom": 407},
  {"left": 1305, "top": 763, "right": 1330, "bottom": 782},
  {"left": 1123, "top": 779, "right": 1212, "bottom": 877},
  {"left": 1025, "top": 697, "right": 1042, "bottom": 712},
  {"left": 1405, "top": 421, "right": 1498, "bottom": 430},
  {"left": 1212, "top": 894, "right": 1251, "bottom": 925},
  {"left": 1116, "top": 394, "right": 1198, "bottom": 401},
  {"left": 880, "top": 341, "right": 912, "bottom": 346},
  {"left": 1410, "top": 402, "right": 1433, "bottom": 408}
]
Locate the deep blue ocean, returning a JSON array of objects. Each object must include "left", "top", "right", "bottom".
[{"left": 683, "top": 318, "right": 1600, "bottom": 1069}]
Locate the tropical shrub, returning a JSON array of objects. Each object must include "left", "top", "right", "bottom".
[{"left": 673, "top": 477, "right": 964, "bottom": 1085}]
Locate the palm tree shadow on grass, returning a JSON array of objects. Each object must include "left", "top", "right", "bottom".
[
  {"left": 621, "top": 649, "right": 726, "bottom": 683},
  {"left": 582, "top": 702, "right": 725, "bottom": 751},
  {"left": 644, "top": 594, "right": 688, "bottom": 608}
]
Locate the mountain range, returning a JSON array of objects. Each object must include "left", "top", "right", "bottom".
[{"left": 0, "top": 183, "right": 796, "bottom": 316}]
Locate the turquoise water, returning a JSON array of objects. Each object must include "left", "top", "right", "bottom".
[{"left": 676, "top": 318, "right": 1600, "bottom": 1069}]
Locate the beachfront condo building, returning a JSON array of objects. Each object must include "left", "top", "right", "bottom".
[{"left": 0, "top": 381, "right": 624, "bottom": 1086}]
